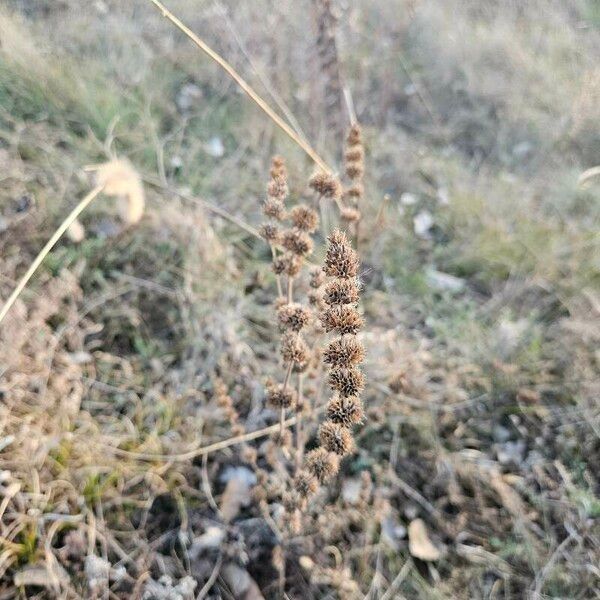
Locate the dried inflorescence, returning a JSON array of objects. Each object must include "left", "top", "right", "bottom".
[
  {"left": 266, "top": 382, "right": 297, "bottom": 409},
  {"left": 295, "top": 470, "right": 319, "bottom": 499},
  {"left": 309, "top": 171, "right": 343, "bottom": 201},
  {"left": 323, "top": 230, "right": 360, "bottom": 279},
  {"left": 282, "top": 228, "right": 314, "bottom": 257},
  {"left": 277, "top": 303, "right": 311, "bottom": 332},
  {"left": 328, "top": 366, "right": 365, "bottom": 397},
  {"left": 342, "top": 124, "right": 365, "bottom": 230},
  {"left": 318, "top": 421, "right": 354, "bottom": 455},
  {"left": 324, "top": 278, "right": 360, "bottom": 306},
  {"left": 326, "top": 395, "right": 364, "bottom": 427},
  {"left": 272, "top": 254, "right": 302, "bottom": 277},
  {"left": 305, "top": 447, "right": 339, "bottom": 483},
  {"left": 298, "top": 228, "right": 365, "bottom": 494},
  {"left": 260, "top": 223, "right": 281, "bottom": 244},
  {"left": 321, "top": 305, "right": 364, "bottom": 335},
  {"left": 281, "top": 331, "right": 310, "bottom": 366},
  {"left": 291, "top": 205, "right": 319, "bottom": 233},
  {"left": 323, "top": 337, "right": 365, "bottom": 368}
]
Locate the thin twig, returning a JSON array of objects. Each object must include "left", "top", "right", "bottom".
[
  {"left": 102, "top": 408, "right": 324, "bottom": 463},
  {"left": 148, "top": 0, "right": 331, "bottom": 173},
  {"left": 143, "top": 174, "right": 261, "bottom": 239},
  {"left": 0, "top": 185, "right": 105, "bottom": 326}
]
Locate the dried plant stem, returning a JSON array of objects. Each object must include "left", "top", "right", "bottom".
[
  {"left": 295, "top": 373, "right": 305, "bottom": 473},
  {"left": 282, "top": 363, "right": 293, "bottom": 390},
  {"left": 270, "top": 246, "right": 283, "bottom": 298},
  {"left": 0, "top": 185, "right": 104, "bottom": 326},
  {"left": 287, "top": 277, "right": 294, "bottom": 303},
  {"left": 105, "top": 408, "right": 325, "bottom": 463},
  {"left": 148, "top": 0, "right": 331, "bottom": 173},
  {"left": 280, "top": 362, "right": 294, "bottom": 435}
]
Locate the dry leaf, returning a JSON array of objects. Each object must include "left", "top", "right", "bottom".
[{"left": 408, "top": 518, "right": 440, "bottom": 561}]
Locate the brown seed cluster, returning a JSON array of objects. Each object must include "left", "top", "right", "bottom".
[
  {"left": 290, "top": 204, "right": 319, "bottom": 233},
  {"left": 277, "top": 303, "right": 311, "bottom": 332},
  {"left": 324, "top": 229, "right": 360, "bottom": 279},
  {"left": 281, "top": 331, "right": 310, "bottom": 367},
  {"left": 342, "top": 124, "right": 365, "bottom": 227},
  {"left": 266, "top": 381, "right": 297, "bottom": 409},
  {"left": 321, "top": 305, "right": 364, "bottom": 335},
  {"left": 296, "top": 229, "right": 365, "bottom": 496},
  {"left": 282, "top": 228, "right": 314, "bottom": 257},
  {"left": 260, "top": 157, "right": 324, "bottom": 461},
  {"left": 309, "top": 171, "right": 343, "bottom": 201}
]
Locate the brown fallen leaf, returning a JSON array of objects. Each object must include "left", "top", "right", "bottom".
[{"left": 408, "top": 518, "right": 440, "bottom": 561}]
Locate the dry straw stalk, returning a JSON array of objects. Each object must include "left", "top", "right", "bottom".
[{"left": 149, "top": 0, "right": 332, "bottom": 174}]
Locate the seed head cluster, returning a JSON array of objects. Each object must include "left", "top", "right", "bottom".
[
  {"left": 277, "top": 303, "right": 311, "bottom": 332},
  {"left": 296, "top": 228, "right": 365, "bottom": 497},
  {"left": 342, "top": 124, "right": 365, "bottom": 227},
  {"left": 309, "top": 171, "right": 343, "bottom": 201},
  {"left": 323, "top": 229, "right": 360, "bottom": 279}
]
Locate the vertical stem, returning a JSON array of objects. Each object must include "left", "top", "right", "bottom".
[
  {"left": 270, "top": 244, "right": 283, "bottom": 298},
  {"left": 287, "top": 277, "right": 293, "bottom": 304},
  {"left": 295, "top": 373, "right": 304, "bottom": 473},
  {"left": 280, "top": 363, "right": 293, "bottom": 436}
]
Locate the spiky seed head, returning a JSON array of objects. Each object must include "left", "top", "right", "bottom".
[
  {"left": 270, "top": 155, "right": 287, "bottom": 178},
  {"left": 324, "top": 229, "right": 360, "bottom": 279},
  {"left": 267, "top": 171, "right": 289, "bottom": 201},
  {"left": 294, "top": 471, "right": 319, "bottom": 498},
  {"left": 346, "top": 162, "right": 364, "bottom": 180},
  {"left": 309, "top": 267, "right": 326, "bottom": 289},
  {"left": 326, "top": 396, "right": 365, "bottom": 427},
  {"left": 309, "top": 171, "right": 343, "bottom": 200},
  {"left": 323, "top": 337, "right": 365, "bottom": 368},
  {"left": 277, "top": 303, "right": 311, "bottom": 332},
  {"left": 290, "top": 204, "right": 319, "bottom": 232},
  {"left": 346, "top": 183, "right": 364, "bottom": 199},
  {"left": 271, "top": 429, "right": 293, "bottom": 448},
  {"left": 324, "top": 278, "right": 360, "bottom": 306},
  {"left": 320, "top": 305, "right": 364, "bottom": 335},
  {"left": 266, "top": 384, "right": 297, "bottom": 409},
  {"left": 282, "top": 228, "right": 314, "bottom": 256},
  {"left": 281, "top": 331, "right": 310, "bottom": 365},
  {"left": 263, "top": 197, "right": 286, "bottom": 221},
  {"left": 347, "top": 123, "right": 362, "bottom": 146},
  {"left": 345, "top": 147, "right": 364, "bottom": 163},
  {"left": 340, "top": 207, "right": 361, "bottom": 223},
  {"left": 328, "top": 367, "right": 365, "bottom": 397},
  {"left": 305, "top": 447, "right": 339, "bottom": 483},
  {"left": 272, "top": 253, "right": 303, "bottom": 276},
  {"left": 319, "top": 421, "right": 354, "bottom": 455},
  {"left": 260, "top": 223, "right": 281, "bottom": 244}
]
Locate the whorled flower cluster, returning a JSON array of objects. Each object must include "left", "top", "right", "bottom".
[
  {"left": 260, "top": 158, "right": 321, "bottom": 442},
  {"left": 341, "top": 124, "right": 364, "bottom": 227},
  {"left": 294, "top": 229, "right": 365, "bottom": 499}
]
